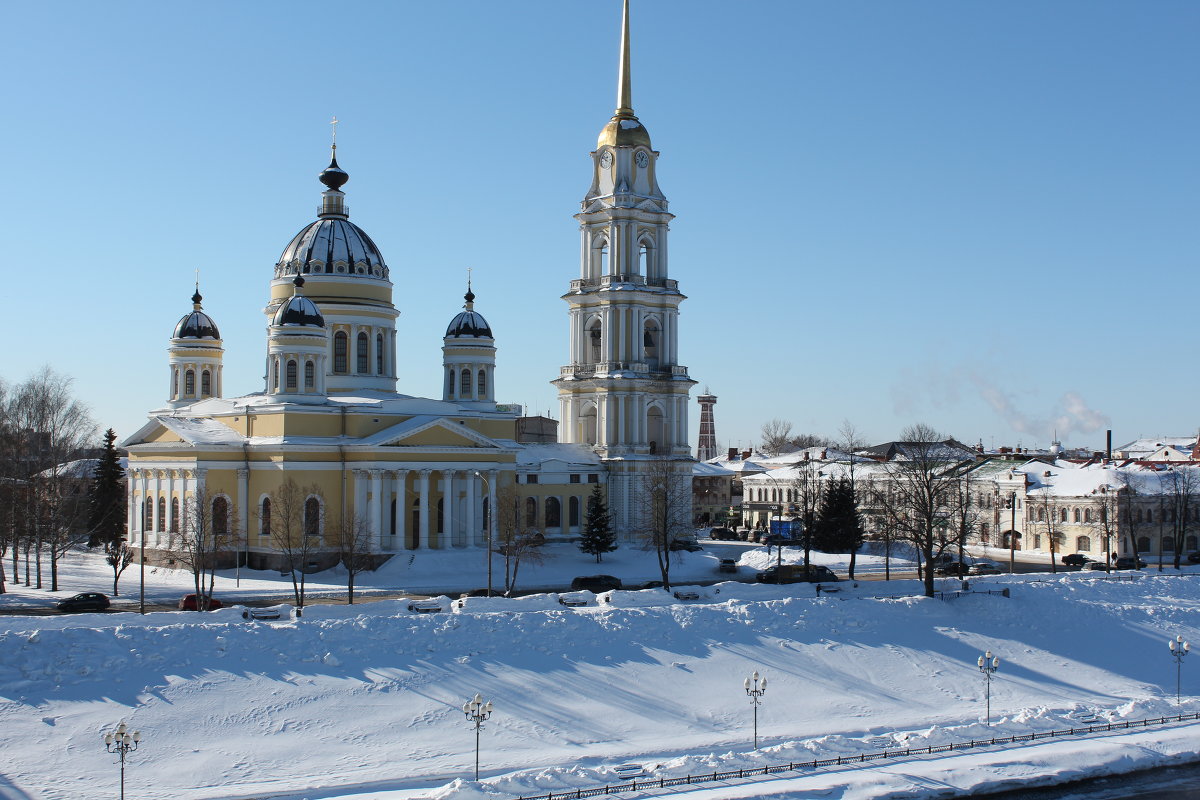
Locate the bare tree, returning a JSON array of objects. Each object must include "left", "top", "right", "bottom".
[
  {"left": 1028, "top": 491, "right": 1063, "bottom": 574},
  {"left": 946, "top": 467, "right": 981, "bottom": 567},
  {"left": 334, "top": 512, "right": 375, "bottom": 604},
  {"left": 1161, "top": 466, "right": 1199, "bottom": 570},
  {"left": 639, "top": 457, "right": 691, "bottom": 590},
  {"left": 264, "top": 478, "right": 325, "bottom": 612},
  {"left": 1087, "top": 477, "right": 1124, "bottom": 572},
  {"left": 173, "top": 488, "right": 238, "bottom": 610},
  {"left": 790, "top": 456, "right": 825, "bottom": 569},
  {"left": 759, "top": 419, "right": 794, "bottom": 456},
  {"left": 7, "top": 369, "right": 96, "bottom": 591},
  {"left": 881, "top": 423, "right": 963, "bottom": 598},
  {"left": 494, "top": 485, "right": 548, "bottom": 596}
]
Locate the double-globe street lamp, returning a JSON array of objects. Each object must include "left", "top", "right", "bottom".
[
  {"left": 1169, "top": 635, "right": 1190, "bottom": 705},
  {"left": 463, "top": 693, "right": 494, "bottom": 781},
  {"left": 102, "top": 721, "right": 142, "bottom": 800},
  {"left": 978, "top": 651, "right": 1000, "bottom": 726},
  {"left": 744, "top": 671, "right": 767, "bottom": 749}
]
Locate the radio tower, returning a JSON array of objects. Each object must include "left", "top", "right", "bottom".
[{"left": 697, "top": 390, "right": 718, "bottom": 461}]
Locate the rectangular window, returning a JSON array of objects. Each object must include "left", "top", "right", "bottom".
[
  {"left": 526, "top": 475, "right": 539, "bottom": 484},
  {"left": 587, "top": 474, "right": 599, "bottom": 484},
  {"left": 570, "top": 474, "right": 581, "bottom": 484}
]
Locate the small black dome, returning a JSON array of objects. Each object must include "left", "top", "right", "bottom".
[
  {"left": 446, "top": 310, "right": 492, "bottom": 338},
  {"left": 319, "top": 155, "right": 349, "bottom": 191},
  {"left": 273, "top": 294, "right": 325, "bottom": 328},
  {"left": 174, "top": 311, "right": 220, "bottom": 340}
]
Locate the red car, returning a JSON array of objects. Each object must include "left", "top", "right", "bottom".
[{"left": 178, "top": 593, "right": 224, "bottom": 611}]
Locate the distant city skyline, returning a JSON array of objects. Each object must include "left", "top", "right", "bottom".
[{"left": 2, "top": 1, "right": 1195, "bottom": 452}]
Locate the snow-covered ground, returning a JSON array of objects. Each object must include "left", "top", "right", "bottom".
[{"left": 1, "top": 547, "right": 1198, "bottom": 800}]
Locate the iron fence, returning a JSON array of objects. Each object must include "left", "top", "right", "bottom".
[{"left": 514, "top": 712, "right": 1200, "bottom": 800}]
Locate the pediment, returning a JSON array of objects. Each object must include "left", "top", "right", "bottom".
[{"left": 365, "top": 415, "right": 505, "bottom": 450}]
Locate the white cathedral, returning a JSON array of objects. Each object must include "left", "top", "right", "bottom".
[{"left": 123, "top": 0, "right": 695, "bottom": 570}]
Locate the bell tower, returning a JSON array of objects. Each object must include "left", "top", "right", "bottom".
[{"left": 552, "top": 0, "right": 696, "bottom": 537}]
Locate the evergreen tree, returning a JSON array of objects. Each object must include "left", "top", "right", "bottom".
[
  {"left": 812, "top": 477, "right": 865, "bottom": 578},
  {"left": 88, "top": 429, "right": 130, "bottom": 594},
  {"left": 579, "top": 484, "right": 617, "bottom": 563}
]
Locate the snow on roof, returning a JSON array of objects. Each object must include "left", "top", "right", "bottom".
[
  {"left": 693, "top": 462, "right": 735, "bottom": 477},
  {"left": 37, "top": 456, "right": 129, "bottom": 479},
  {"left": 159, "top": 416, "right": 246, "bottom": 446},
  {"left": 514, "top": 442, "right": 602, "bottom": 467},
  {"left": 1113, "top": 436, "right": 1197, "bottom": 456}
]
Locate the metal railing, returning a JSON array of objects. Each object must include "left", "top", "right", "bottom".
[{"left": 514, "top": 712, "right": 1200, "bottom": 800}]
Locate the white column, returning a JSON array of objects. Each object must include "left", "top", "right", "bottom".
[
  {"left": 352, "top": 470, "right": 367, "bottom": 527},
  {"left": 393, "top": 470, "right": 408, "bottom": 547},
  {"left": 466, "top": 471, "right": 478, "bottom": 547},
  {"left": 165, "top": 470, "right": 176, "bottom": 538},
  {"left": 369, "top": 469, "right": 383, "bottom": 548},
  {"left": 127, "top": 469, "right": 138, "bottom": 541},
  {"left": 151, "top": 471, "right": 162, "bottom": 533},
  {"left": 418, "top": 470, "right": 431, "bottom": 549},
  {"left": 139, "top": 472, "right": 150, "bottom": 544},
  {"left": 444, "top": 470, "right": 457, "bottom": 547}
]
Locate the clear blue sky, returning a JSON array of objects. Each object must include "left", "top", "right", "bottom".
[{"left": 3, "top": 1, "right": 1196, "bottom": 453}]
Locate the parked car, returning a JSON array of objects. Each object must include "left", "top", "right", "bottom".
[
  {"left": 1083, "top": 561, "right": 1110, "bottom": 571},
  {"left": 1114, "top": 556, "right": 1147, "bottom": 569},
  {"left": 934, "top": 561, "right": 971, "bottom": 577},
  {"left": 968, "top": 561, "right": 1002, "bottom": 575},
  {"left": 718, "top": 558, "right": 738, "bottom": 573},
  {"left": 707, "top": 527, "right": 739, "bottom": 541},
  {"left": 1187, "top": 551, "right": 1200, "bottom": 564},
  {"left": 178, "top": 593, "right": 224, "bottom": 611},
  {"left": 669, "top": 539, "right": 703, "bottom": 552},
  {"left": 407, "top": 599, "right": 443, "bottom": 614},
  {"left": 571, "top": 575, "right": 622, "bottom": 592},
  {"left": 637, "top": 580, "right": 664, "bottom": 590},
  {"left": 1061, "top": 553, "right": 1094, "bottom": 567},
  {"left": 56, "top": 592, "right": 110, "bottom": 613},
  {"left": 756, "top": 564, "right": 839, "bottom": 584}
]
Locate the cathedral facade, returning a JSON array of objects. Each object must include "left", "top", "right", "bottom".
[{"left": 123, "top": 0, "right": 692, "bottom": 569}]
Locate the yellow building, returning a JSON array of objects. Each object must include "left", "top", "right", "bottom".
[{"left": 123, "top": 0, "right": 692, "bottom": 570}]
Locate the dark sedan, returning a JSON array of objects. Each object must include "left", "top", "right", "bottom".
[{"left": 56, "top": 592, "right": 110, "bottom": 613}]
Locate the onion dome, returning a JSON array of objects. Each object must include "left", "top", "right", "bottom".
[
  {"left": 273, "top": 151, "right": 390, "bottom": 281},
  {"left": 445, "top": 283, "right": 492, "bottom": 338},
  {"left": 272, "top": 276, "right": 325, "bottom": 327},
  {"left": 173, "top": 289, "right": 221, "bottom": 339}
]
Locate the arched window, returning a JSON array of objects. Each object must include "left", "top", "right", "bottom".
[
  {"left": 334, "top": 331, "right": 348, "bottom": 373},
  {"left": 460, "top": 368, "right": 472, "bottom": 397},
  {"left": 478, "top": 369, "right": 487, "bottom": 398},
  {"left": 569, "top": 496, "right": 580, "bottom": 527},
  {"left": 525, "top": 497, "right": 538, "bottom": 528},
  {"left": 143, "top": 499, "right": 152, "bottom": 532},
  {"left": 1083, "top": 508, "right": 1093, "bottom": 523},
  {"left": 545, "top": 497, "right": 561, "bottom": 528},
  {"left": 1076, "top": 536, "right": 1091, "bottom": 552},
  {"left": 286, "top": 360, "right": 298, "bottom": 390},
  {"left": 172, "top": 368, "right": 180, "bottom": 399},
  {"left": 1036, "top": 508, "right": 1046, "bottom": 522},
  {"left": 1137, "top": 536, "right": 1151, "bottom": 552},
  {"left": 980, "top": 523, "right": 989, "bottom": 542},
  {"left": 201, "top": 370, "right": 211, "bottom": 397},
  {"left": 1163, "top": 536, "right": 1175, "bottom": 552},
  {"left": 588, "top": 320, "right": 602, "bottom": 363},
  {"left": 170, "top": 498, "right": 179, "bottom": 533},
  {"left": 648, "top": 406, "right": 666, "bottom": 453},
  {"left": 157, "top": 497, "right": 166, "bottom": 532},
  {"left": 638, "top": 242, "right": 650, "bottom": 275},
  {"left": 212, "top": 497, "right": 229, "bottom": 537},
  {"left": 1060, "top": 508, "right": 1068, "bottom": 523},
  {"left": 185, "top": 369, "right": 195, "bottom": 396},
  {"left": 580, "top": 405, "right": 598, "bottom": 445},
  {"left": 260, "top": 498, "right": 271, "bottom": 537},
  {"left": 376, "top": 333, "right": 384, "bottom": 374},
  {"left": 304, "top": 361, "right": 315, "bottom": 390},
  {"left": 1136, "top": 508, "right": 1144, "bottom": 523},
  {"left": 304, "top": 497, "right": 320, "bottom": 537},
  {"left": 1073, "top": 508, "right": 1081, "bottom": 523},
  {"left": 272, "top": 360, "right": 280, "bottom": 391},
  {"left": 643, "top": 323, "right": 659, "bottom": 368},
  {"left": 600, "top": 242, "right": 609, "bottom": 275},
  {"left": 357, "top": 332, "right": 369, "bottom": 373}
]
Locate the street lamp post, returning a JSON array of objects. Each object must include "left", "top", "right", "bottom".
[
  {"left": 103, "top": 721, "right": 141, "bottom": 800},
  {"left": 474, "top": 472, "right": 495, "bottom": 596},
  {"left": 977, "top": 650, "right": 1000, "bottom": 725},
  {"left": 139, "top": 526, "right": 146, "bottom": 615},
  {"left": 1169, "top": 635, "right": 1190, "bottom": 705},
  {"left": 463, "top": 693, "right": 493, "bottom": 780},
  {"left": 744, "top": 671, "right": 767, "bottom": 749}
]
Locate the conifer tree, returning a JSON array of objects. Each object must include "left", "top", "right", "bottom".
[
  {"left": 88, "top": 428, "right": 130, "bottom": 593},
  {"left": 813, "top": 477, "right": 865, "bottom": 578},
  {"left": 579, "top": 484, "right": 617, "bottom": 563}
]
